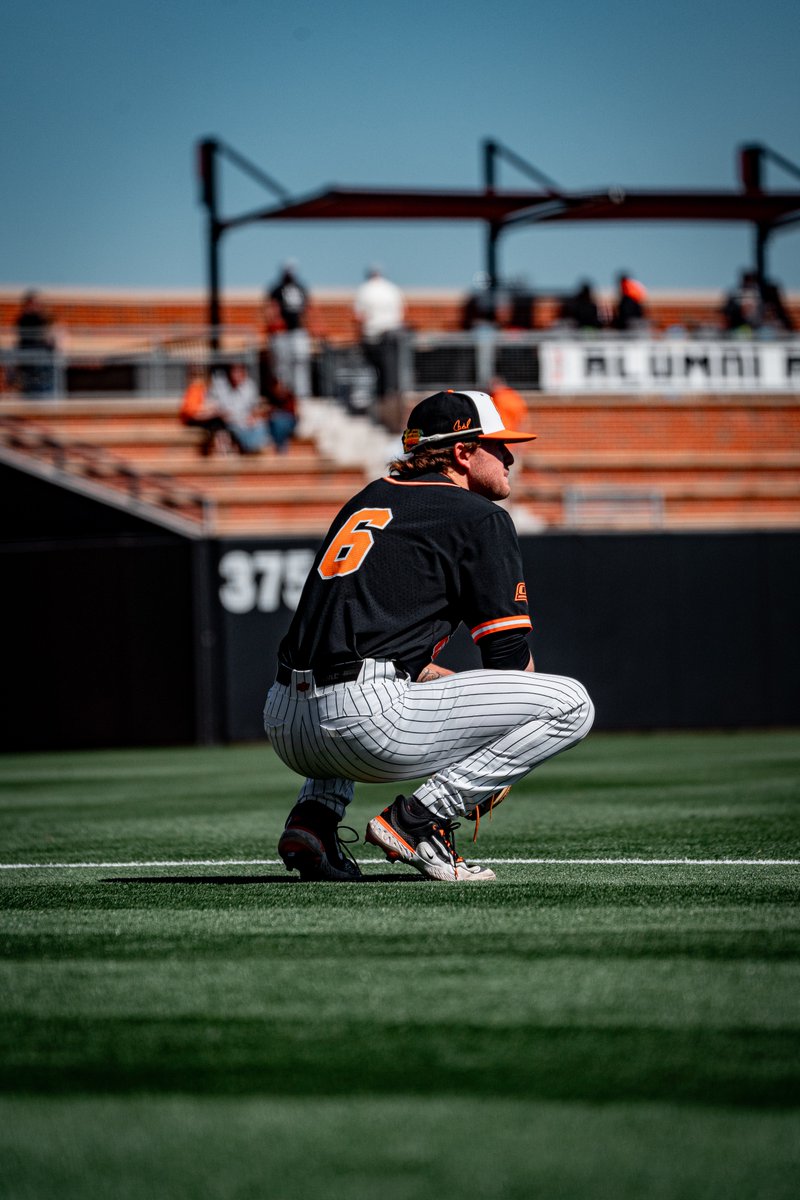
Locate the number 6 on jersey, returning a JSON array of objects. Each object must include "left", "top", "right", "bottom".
[{"left": 317, "top": 508, "right": 393, "bottom": 579}]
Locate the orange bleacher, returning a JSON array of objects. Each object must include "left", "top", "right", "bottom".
[
  {"left": 2, "top": 389, "right": 798, "bottom": 534},
  {"left": 513, "top": 395, "right": 800, "bottom": 529},
  {"left": 1, "top": 287, "right": 798, "bottom": 534},
  {"left": 5, "top": 287, "right": 799, "bottom": 345},
  {"left": 0, "top": 399, "right": 369, "bottom": 536}
]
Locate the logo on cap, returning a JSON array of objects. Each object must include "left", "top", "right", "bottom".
[
  {"left": 402, "top": 428, "right": 422, "bottom": 452},
  {"left": 453, "top": 418, "right": 472, "bottom": 432}
]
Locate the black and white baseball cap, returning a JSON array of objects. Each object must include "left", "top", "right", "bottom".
[{"left": 402, "top": 390, "right": 536, "bottom": 454}]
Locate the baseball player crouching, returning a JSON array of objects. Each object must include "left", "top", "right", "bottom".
[{"left": 264, "top": 389, "right": 594, "bottom": 882}]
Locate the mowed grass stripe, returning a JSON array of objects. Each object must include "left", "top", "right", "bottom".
[
  {"left": 1, "top": 733, "right": 799, "bottom": 1197},
  {"left": 3, "top": 1096, "right": 799, "bottom": 1200}
]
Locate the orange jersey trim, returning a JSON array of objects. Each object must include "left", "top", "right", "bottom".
[
  {"left": 383, "top": 476, "right": 457, "bottom": 487},
  {"left": 431, "top": 636, "right": 450, "bottom": 659},
  {"left": 471, "top": 615, "right": 532, "bottom": 642}
]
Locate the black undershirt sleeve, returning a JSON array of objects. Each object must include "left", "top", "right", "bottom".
[
  {"left": 458, "top": 507, "right": 533, "bottom": 671},
  {"left": 478, "top": 628, "right": 532, "bottom": 671}
]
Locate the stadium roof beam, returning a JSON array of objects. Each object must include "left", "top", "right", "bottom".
[{"left": 196, "top": 137, "right": 800, "bottom": 344}]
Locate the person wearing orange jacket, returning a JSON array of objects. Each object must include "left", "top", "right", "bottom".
[
  {"left": 488, "top": 376, "right": 528, "bottom": 433},
  {"left": 179, "top": 367, "right": 229, "bottom": 456}
]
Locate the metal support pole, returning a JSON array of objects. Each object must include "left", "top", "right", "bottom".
[
  {"left": 486, "top": 224, "right": 501, "bottom": 293},
  {"left": 208, "top": 222, "right": 222, "bottom": 353},
  {"left": 483, "top": 138, "right": 497, "bottom": 191},
  {"left": 483, "top": 139, "right": 501, "bottom": 293},
  {"left": 198, "top": 139, "right": 223, "bottom": 353},
  {"left": 754, "top": 224, "right": 770, "bottom": 287}
]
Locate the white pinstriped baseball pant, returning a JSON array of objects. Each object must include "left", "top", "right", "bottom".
[{"left": 264, "top": 659, "right": 594, "bottom": 820}]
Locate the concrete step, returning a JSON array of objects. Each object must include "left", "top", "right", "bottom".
[
  {"left": 166, "top": 478, "right": 360, "bottom": 502},
  {"left": 517, "top": 450, "right": 800, "bottom": 469},
  {"left": 518, "top": 472, "right": 800, "bottom": 496},
  {"left": 516, "top": 496, "right": 800, "bottom": 532},
  {"left": 114, "top": 449, "right": 355, "bottom": 474}
]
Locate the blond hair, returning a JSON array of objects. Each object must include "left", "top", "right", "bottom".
[{"left": 388, "top": 443, "right": 478, "bottom": 479}]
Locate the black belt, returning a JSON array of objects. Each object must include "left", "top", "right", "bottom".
[{"left": 276, "top": 660, "right": 366, "bottom": 687}]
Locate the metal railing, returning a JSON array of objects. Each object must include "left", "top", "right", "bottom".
[
  {"left": 0, "top": 415, "right": 214, "bottom": 534},
  {"left": 564, "top": 487, "right": 666, "bottom": 528},
  {"left": 2, "top": 330, "right": 799, "bottom": 401}
]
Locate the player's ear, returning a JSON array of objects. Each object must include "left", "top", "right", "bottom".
[{"left": 451, "top": 441, "right": 474, "bottom": 471}]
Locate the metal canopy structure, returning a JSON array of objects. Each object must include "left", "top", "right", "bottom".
[
  {"left": 222, "top": 187, "right": 800, "bottom": 227},
  {"left": 197, "top": 137, "right": 800, "bottom": 343}
]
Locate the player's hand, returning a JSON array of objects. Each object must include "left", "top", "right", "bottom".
[{"left": 416, "top": 663, "right": 454, "bottom": 683}]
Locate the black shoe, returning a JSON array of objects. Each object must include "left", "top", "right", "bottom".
[
  {"left": 278, "top": 800, "right": 362, "bottom": 882},
  {"left": 365, "top": 795, "right": 496, "bottom": 882}
]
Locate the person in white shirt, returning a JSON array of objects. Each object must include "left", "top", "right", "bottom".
[{"left": 353, "top": 266, "right": 405, "bottom": 399}]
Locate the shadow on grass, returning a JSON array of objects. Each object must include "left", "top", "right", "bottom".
[{"left": 100, "top": 873, "right": 425, "bottom": 886}]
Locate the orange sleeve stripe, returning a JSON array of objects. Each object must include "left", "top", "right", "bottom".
[{"left": 471, "top": 615, "right": 532, "bottom": 642}]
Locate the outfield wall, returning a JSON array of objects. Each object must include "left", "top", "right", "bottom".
[
  {"left": 214, "top": 532, "right": 800, "bottom": 741},
  {"left": 4, "top": 461, "right": 798, "bottom": 749},
  {"left": 1, "top": 464, "right": 199, "bottom": 752}
]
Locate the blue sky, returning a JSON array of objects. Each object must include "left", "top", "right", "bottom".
[{"left": 4, "top": 0, "right": 799, "bottom": 295}]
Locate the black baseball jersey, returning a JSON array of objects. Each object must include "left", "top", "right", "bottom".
[{"left": 278, "top": 472, "right": 532, "bottom": 679}]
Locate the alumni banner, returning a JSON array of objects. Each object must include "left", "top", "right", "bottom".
[{"left": 539, "top": 339, "right": 800, "bottom": 393}]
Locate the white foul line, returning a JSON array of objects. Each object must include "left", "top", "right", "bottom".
[{"left": 0, "top": 857, "right": 798, "bottom": 871}]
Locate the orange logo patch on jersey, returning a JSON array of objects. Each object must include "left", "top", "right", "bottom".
[{"left": 515, "top": 582, "right": 528, "bottom": 602}]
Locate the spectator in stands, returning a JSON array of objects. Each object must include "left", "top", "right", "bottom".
[
  {"left": 612, "top": 273, "right": 648, "bottom": 333},
  {"left": 15, "top": 290, "right": 56, "bottom": 396},
  {"left": 722, "top": 270, "right": 763, "bottom": 334},
  {"left": 559, "top": 280, "right": 603, "bottom": 331},
  {"left": 266, "top": 384, "right": 298, "bottom": 454},
  {"left": 208, "top": 362, "right": 269, "bottom": 454},
  {"left": 488, "top": 375, "right": 528, "bottom": 431},
  {"left": 179, "top": 366, "right": 232, "bottom": 456},
  {"left": 266, "top": 261, "right": 312, "bottom": 399},
  {"left": 723, "top": 271, "right": 794, "bottom": 336},
  {"left": 258, "top": 348, "right": 298, "bottom": 454},
  {"left": 461, "top": 271, "right": 498, "bottom": 329},
  {"left": 505, "top": 284, "right": 536, "bottom": 331},
  {"left": 353, "top": 265, "right": 405, "bottom": 402},
  {"left": 761, "top": 279, "right": 794, "bottom": 334}
]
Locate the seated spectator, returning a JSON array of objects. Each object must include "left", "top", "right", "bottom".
[
  {"left": 612, "top": 273, "right": 648, "bottom": 332},
  {"left": 179, "top": 366, "right": 231, "bottom": 456},
  {"left": 266, "top": 382, "right": 298, "bottom": 454},
  {"left": 559, "top": 280, "right": 603, "bottom": 330},
  {"left": 208, "top": 362, "right": 269, "bottom": 455},
  {"left": 258, "top": 347, "right": 298, "bottom": 454}
]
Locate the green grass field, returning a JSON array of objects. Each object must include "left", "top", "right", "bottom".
[{"left": 1, "top": 731, "right": 799, "bottom": 1199}]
